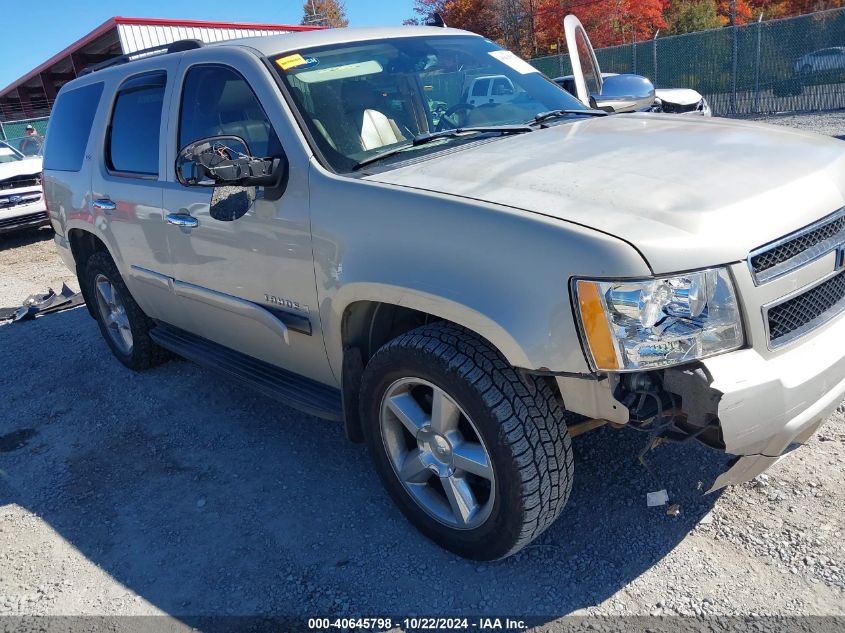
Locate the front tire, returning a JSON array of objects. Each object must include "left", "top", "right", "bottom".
[
  {"left": 84, "top": 251, "right": 167, "bottom": 371},
  {"left": 360, "top": 322, "right": 574, "bottom": 560}
]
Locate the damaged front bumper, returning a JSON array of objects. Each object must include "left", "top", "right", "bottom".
[
  {"left": 555, "top": 306, "right": 845, "bottom": 493},
  {"left": 698, "top": 311, "right": 845, "bottom": 491}
]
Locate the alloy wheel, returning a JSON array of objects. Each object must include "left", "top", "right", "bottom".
[
  {"left": 94, "top": 273, "right": 133, "bottom": 355},
  {"left": 379, "top": 377, "right": 495, "bottom": 530}
]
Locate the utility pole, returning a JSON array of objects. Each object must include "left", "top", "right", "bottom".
[
  {"left": 731, "top": 0, "right": 738, "bottom": 114},
  {"left": 558, "top": 39, "right": 564, "bottom": 76},
  {"left": 753, "top": 12, "right": 764, "bottom": 113},
  {"left": 653, "top": 29, "right": 660, "bottom": 87},
  {"left": 632, "top": 19, "right": 636, "bottom": 74}
]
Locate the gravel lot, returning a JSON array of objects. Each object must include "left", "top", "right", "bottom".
[
  {"left": 1, "top": 112, "right": 844, "bottom": 630},
  {"left": 739, "top": 109, "right": 845, "bottom": 138},
  {"left": 0, "top": 228, "right": 78, "bottom": 305}
]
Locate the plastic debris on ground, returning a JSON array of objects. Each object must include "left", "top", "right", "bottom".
[{"left": 0, "top": 284, "right": 84, "bottom": 323}]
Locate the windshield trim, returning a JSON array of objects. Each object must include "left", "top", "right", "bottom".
[
  {"left": 352, "top": 125, "right": 534, "bottom": 171},
  {"left": 349, "top": 131, "right": 526, "bottom": 176}
]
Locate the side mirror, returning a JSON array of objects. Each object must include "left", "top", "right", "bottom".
[
  {"left": 592, "top": 74, "right": 656, "bottom": 113},
  {"left": 175, "top": 136, "right": 287, "bottom": 188}
]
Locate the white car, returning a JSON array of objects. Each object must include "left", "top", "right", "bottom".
[
  {"left": 795, "top": 47, "right": 845, "bottom": 76},
  {"left": 556, "top": 15, "right": 711, "bottom": 116},
  {"left": 0, "top": 142, "right": 48, "bottom": 235},
  {"left": 467, "top": 74, "right": 517, "bottom": 106},
  {"left": 556, "top": 73, "right": 711, "bottom": 116}
]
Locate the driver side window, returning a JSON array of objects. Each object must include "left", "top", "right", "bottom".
[{"left": 179, "top": 65, "right": 282, "bottom": 158}]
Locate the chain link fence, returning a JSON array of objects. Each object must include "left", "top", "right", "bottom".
[
  {"left": 0, "top": 116, "right": 48, "bottom": 140},
  {"left": 530, "top": 7, "right": 845, "bottom": 116}
]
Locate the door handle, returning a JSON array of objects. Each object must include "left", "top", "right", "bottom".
[
  {"left": 166, "top": 213, "right": 199, "bottom": 229},
  {"left": 93, "top": 199, "right": 116, "bottom": 213}
]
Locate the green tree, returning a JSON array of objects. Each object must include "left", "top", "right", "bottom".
[
  {"left": 668, "top": 0, "right": 722, "bottom": 34},
  {"left": 301, "top": 0, "right": 349, "bottom": 28}
]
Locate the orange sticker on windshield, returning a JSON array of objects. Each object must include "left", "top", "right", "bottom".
[{"left": 276, "top": 54, "right": 308, "bottom": 71}]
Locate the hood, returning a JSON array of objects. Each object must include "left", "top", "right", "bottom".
[
  {"left": 365, "top": 114, "right": 845, "bottom": 273},
  {"left": 0, "top": 157, "right": 43, "bottom": 182},
  {"left": 654, "top": 88, "right": 703, "bottom": 106}
]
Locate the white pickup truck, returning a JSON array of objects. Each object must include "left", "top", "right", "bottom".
[{"left": 0, "top": 141, "right": 47, "bottom": 234}]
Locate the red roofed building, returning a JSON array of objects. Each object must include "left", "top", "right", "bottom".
[{"left": 0, "top": 16, "right": 321, "bottom": 123}]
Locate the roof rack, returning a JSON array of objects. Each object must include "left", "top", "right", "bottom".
[{"left": 80, "top": 39, "right": 204, "bottom": 76}]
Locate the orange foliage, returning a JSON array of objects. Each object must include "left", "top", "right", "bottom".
[
  {"left": 443, "top": 0, "right": 503, "bottom": 39},
  {"left": 409, "top": 0, "right": 845, "bottom": 57},
  {"left": 717, "top": 0, "right": 754, "bottom": 24},
  {"left": 750, "top": 0, "right": 845, "bottom": 18},
  {"left": 535, "top": 0, "right": 669, "bottom": 50}
]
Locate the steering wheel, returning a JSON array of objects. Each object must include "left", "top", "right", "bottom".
[{"left": 435, "top": 103, "right": 475, "bottom": 131}]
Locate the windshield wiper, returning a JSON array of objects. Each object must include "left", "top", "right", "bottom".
[
  {"left": 411, "top": 125, "right": 534, "bottom": 146},
  {"left": 529, "top": 109, "right": 609, "bottom": 125},
  {"left": 352, "top": 125, "right": 534, "bottom": 171}
]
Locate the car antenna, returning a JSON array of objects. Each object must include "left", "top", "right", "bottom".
[{"left": 426, "top": 12, "right": 447, "bottom": 27}]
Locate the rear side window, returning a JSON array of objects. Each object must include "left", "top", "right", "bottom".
[
  {"left": 43, "top": 82, "right": 104, "bottom": 172},
  {"left": 471, "top": 79, "right": 490, "bottom": 97},
  {"left": 107, "top": 72, "right": 166, "bottom": 175}
]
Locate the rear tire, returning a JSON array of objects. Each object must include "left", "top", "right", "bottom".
[
  {"left": 360, "top": 322, "right": 574, "bottom": 560},
  {"left": 84, "top": 251, "right": 167, "bottom": 371}
]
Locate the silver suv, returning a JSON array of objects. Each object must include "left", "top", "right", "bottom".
[{"left": 43, "top": 27, "right": 845, "bottom": 561}]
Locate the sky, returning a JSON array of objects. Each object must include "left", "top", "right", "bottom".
[{"left": 0, "top": 0, "right": 416, "bottom": 89}]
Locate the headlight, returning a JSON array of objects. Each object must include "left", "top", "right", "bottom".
[{"left": 573, "top": 267, "right": 743, "bottom": 371}]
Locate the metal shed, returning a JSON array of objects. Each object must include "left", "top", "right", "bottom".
[{"left": 0, "top": 16, "right": 321, "bottom": 122}]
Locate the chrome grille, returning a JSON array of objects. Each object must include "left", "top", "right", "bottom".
[
  {"left": 749, "top": 208, "right": 845, "bottom": 284},
  {"left": 660, "top": 100, "right": 703, "bottom": 114},
  {"left": 766, "top": 270, "right": 845, "bottom": 347},
  {"left": 0, "top": 175, "right": 39, "bottom": 191},
  {"left": 0, "top": 192, "right": 41, "bottom": 209}
]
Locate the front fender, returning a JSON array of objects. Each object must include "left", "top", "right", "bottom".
[
  {"left": 309, "top": 163, "right": 652, "bottom": 378},
  {"left": 328, "top": 282, "right": 532, "bottom": 369}
]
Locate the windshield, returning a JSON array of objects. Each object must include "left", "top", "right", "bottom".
[
  {"left": 273, "top": 35, "right": 586, "bottom": 172},
  {"left": 8, "top": 135, "right": 44, "bottom": 157},
  {"left": 0, "top": 141, "right": 24, "bottom": 163}
]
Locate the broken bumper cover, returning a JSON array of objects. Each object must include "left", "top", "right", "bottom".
[{"left": 703, "top": 312, "right": 845, "bottom": 492}]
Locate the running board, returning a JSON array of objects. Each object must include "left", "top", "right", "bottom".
[{"left": 150, "top": 323, "right": 343, "bottom": 421}]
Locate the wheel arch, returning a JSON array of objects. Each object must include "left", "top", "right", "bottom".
[
  {"left": 68, "top": 227, "right": 111, "bottom": 319},
  {"left": 333, "top": 286, "right": 535, "bottom": 444},
  {"left": 333, "top": 285, "right": 532, "bottom": 370}
]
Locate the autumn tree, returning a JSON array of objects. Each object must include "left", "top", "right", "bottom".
[
  {"left": 409, "top": 0, "right": 450, "bottom": 24},
  {"left": 748, "top": 0, "right": 845, "bottom": 18},
  {"left": 714, "top": 0, "right": 754, "bottom": 23},
  {"left": 450, "top": 0, "right": 504, "bottom": 39},
  {"left": 406, "top": 0, "right": 845, "bottom": 57},
  {"left": 534, "top": 0, "right": 669, "bottom": 50},
  {"left": 667, "top": 0, "right": 722, "bottom": 33},
  {"left": 301, "top": 0, "right": 349, "bottom": 27}
]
